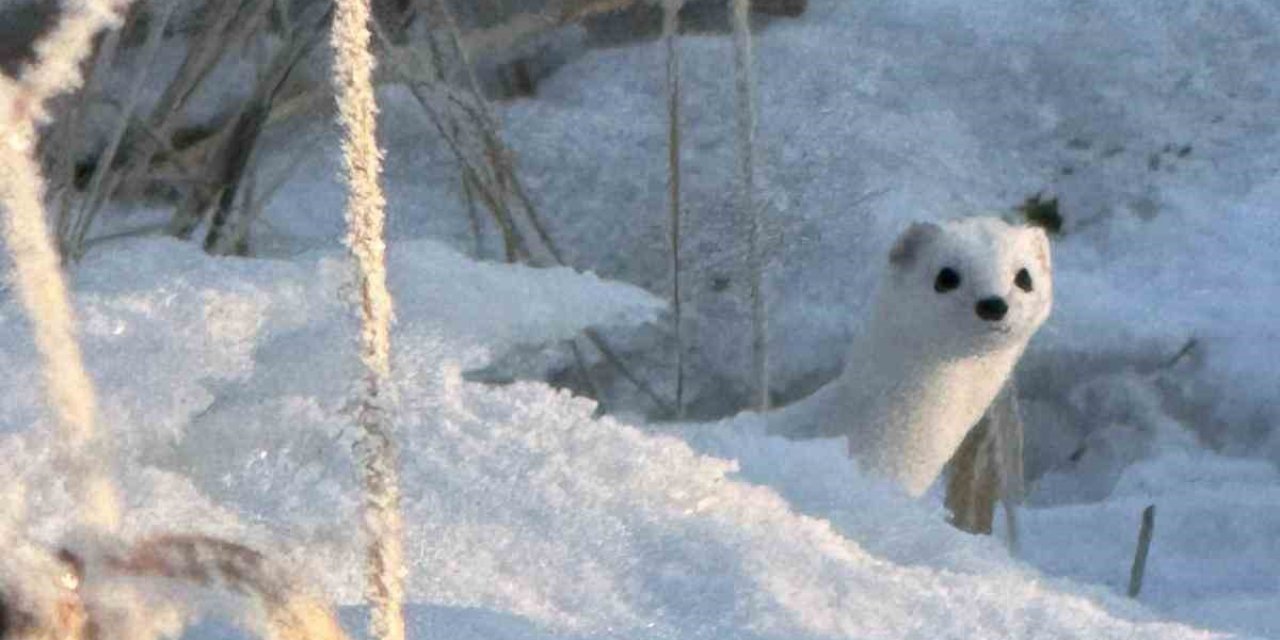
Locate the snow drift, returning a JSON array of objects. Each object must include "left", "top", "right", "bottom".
[{"left": 0, "top": 237, "right": 1251, "bottom": 639}]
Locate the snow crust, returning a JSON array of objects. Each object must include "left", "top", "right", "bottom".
[
  {"left": 0, "top": 236, "right": 1253, "bottom": 640},
  {"left": 4, "top": 0, "right": 1280, "bottom": 638}
]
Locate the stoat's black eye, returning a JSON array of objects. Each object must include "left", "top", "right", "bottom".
[
  {"left": 1015, "top": 268, "right": 1034, "bottom": 292},
  {"left": 934, "top": 267, "right": 961, "bottom": 293}
]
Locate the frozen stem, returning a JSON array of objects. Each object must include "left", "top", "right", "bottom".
[
  {"left": 0, "top": 0, "right": 133, "bottom": 533},
  {"left": 664, "top": 0, "right": 686, "bottom": 418},
  {"left": 730, "top": 0, "right": 769, "bottom": 410},
  {"left": 1128, "top": 504, "right": 1156, "bottom": 598},
  {"left": 330, "top": 0, "right": 407, "bottom": 639}
]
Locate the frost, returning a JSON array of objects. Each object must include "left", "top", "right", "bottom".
[
  {"left": 0, "top": 234, "right": 1251, "bottom": 640},
  {"left": 6, "top": 0, "right": 1280, "bottom": 638}
]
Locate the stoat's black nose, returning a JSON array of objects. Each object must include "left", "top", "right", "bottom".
[{"left": 975, "top": 297, "right": 1008, "bottom": 322}]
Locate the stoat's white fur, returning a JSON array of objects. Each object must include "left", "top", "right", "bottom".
[{"left": 771, "top": 217, "right": 1052, "bottom": 496}]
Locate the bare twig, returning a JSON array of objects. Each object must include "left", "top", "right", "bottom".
[
  {"left": 381, "top": 0, "right": 674, "bottom": 415},
  {"left": 370, "top": 22, "right": 526, "bottom": 259},
  {"left": 51, "top": 18, "right": 122, "bottom": 252},
  {"left": 148, "top": 0, "right": 270, "bottom": 126},
  {"left": 111, "top": 0, "right": 276, "bottom": 239},
  {"left": 79, "top": 221, "right": 169, "bottom": 251},
  {"left": 205, "top": 5, "right": 333, "bottom": 255},
  {"left": 1128, "top": 504, "right": 1156, "bottom": 598},
  {"left": 461, "top": 169, "right": 484, "bottom": 257},
  {"left": 585, "top": 328, "right": 674, "bottom": 417},
  {"left": 67, "top": 0, "right": 177, "bottom": 260},
  {"left": 663, "top": 0, "right": 686, "bottom": 418},
  {"left": 731, "top": 0, "right": 768, "bottom": 410},
  {"left": 229, "top": 129, "right": 328, "bottom": 254}
]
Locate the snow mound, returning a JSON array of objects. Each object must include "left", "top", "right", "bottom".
[{"left": 1, "top": 236, "right": 1247, "bottom": 640}]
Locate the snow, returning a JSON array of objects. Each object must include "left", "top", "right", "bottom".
[
  {"left": 4, "top": 0, "right": 1280, "bottom": 638},
  {"left": 0, "top": 237, "right": 1246, "bottom": 640}
]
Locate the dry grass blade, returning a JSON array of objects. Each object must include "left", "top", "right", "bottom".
[
  {"left": 663, "top": 0, "right": 685, "bottom": 418},
  {"left": 1128, "top": 504, "right": 1156, "bottom": 598},
  {"left": 109, "top": 0, "right": 276, "bottom": 241},
  {"left": 3, "top": 0, "right": 130, "bottom": 127},
  {"left": 0, "top": 0, "right": 136, "bottom": 534},
  {"left": 0, "top": 147, "right": 122, "bottom": 532},
  {"left": 204, "top": 4, "right": 333, "bottom": 255},
  {"left": 51, "top": 18, "right": 122, "bottom": 252},
  {"left": 731, "top": 0, "right": 769, "bottom": 411},
  {"left": 379, "top": 0, "right": 674, "bottom": 415},
  {"left": 67, "top": 0, "right": 178, "bottom": 260},
  {"left": 331, "top": 0, "right": 407, "bottom": 638}
]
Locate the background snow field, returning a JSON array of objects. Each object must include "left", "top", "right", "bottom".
[{"left": 3, "top": 0, "right": 1280, "bottom": 638}]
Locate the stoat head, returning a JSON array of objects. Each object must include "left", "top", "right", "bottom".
[{"left": 883, "top": 216, "right": 1052, "bottom": 356}]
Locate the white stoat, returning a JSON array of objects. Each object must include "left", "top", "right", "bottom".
[{"left": 770, "top": 216, "right": 1052, "bottom": 496}]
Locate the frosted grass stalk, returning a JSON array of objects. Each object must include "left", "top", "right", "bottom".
[
  {"left": 1128, "top": 505, "right": 1156, "bottom": 598},
  {"left": 730, "top": 0, "right": 769, "bottom": 410},
  {"left": 664, "top": 0, "right": 686, "bottom": 418},
  {"left": 0, "top": 0, "right": 133, "bottom": 533},
  {"left": 1, "top": 0, "right": 130, "bottom": 129},
  {"left": 330, "top": 1, "right": 406, "bottom": 640}
]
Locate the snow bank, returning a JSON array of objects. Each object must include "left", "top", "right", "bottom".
[
  {"left": 1, "top": 235, "right": 1245, "bottom": 639},
  {"left": 0, "top": 236, "right": 661, "bottom": 540},
  {"left": 7, "top": 0, "right": 1278, "bottom": 637}
]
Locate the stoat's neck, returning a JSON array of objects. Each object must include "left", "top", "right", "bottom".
[{"left": 839, "top": 329, "right": 1026, "bottom": 497}]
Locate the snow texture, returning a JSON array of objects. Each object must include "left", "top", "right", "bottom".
[
  {"left": 0, "top": 237, "right": 1249, "bottom": 640},
  {"left": 4, "top": 0, "right": 1280, "bottom": 638}
]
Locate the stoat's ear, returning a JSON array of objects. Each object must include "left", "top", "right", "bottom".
[
  {"left": 889, "top": 222, "right": 941, "bottom": 267},
  {"left": 1025, "top": 226, "right": 1051, "bottom": 274}
]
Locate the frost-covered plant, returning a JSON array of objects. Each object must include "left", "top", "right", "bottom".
[
  {"left": 730, "top": 0, "right": 768, "bottom": 410},
  {"left": 663, "top": 0, "right": 686, "bottom": 417},
  {"left": 0, "top": 0, "right": 132, "bottom": 534},
  {"left": 330, "top": 0, "right": 407, "bottom": 639}
]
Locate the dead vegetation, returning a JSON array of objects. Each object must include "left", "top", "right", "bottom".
[{"left": 0, "top": 535, "right": 350, "bottom": 640}]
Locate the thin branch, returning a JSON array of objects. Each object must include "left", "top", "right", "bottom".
[
  {"left": 52, "top": 17, "right": 122, "bottom": 251},
  {"left": 585, "top": 329, "right": 674, "bottom": 417},
  {"left": 1128, "top": 505, "right": 1156, "bottom": 598},
  {"left": 205, "top": 4, "right": 333, "bottom": 255},
  {"left": 383, "top": 1, "right": 673, "bottom": 414},
  {"left": 461, "top": 169, "right": 484, "bottom": 257},
  {"left": 664, "top": 0, "right": 686, "bottom": 418},
  {"left": 69, "top": 0, "right": 177, "bottom": 260},
  {"left": 731, "top": 0, "right": 769, "bottom": 410}
]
